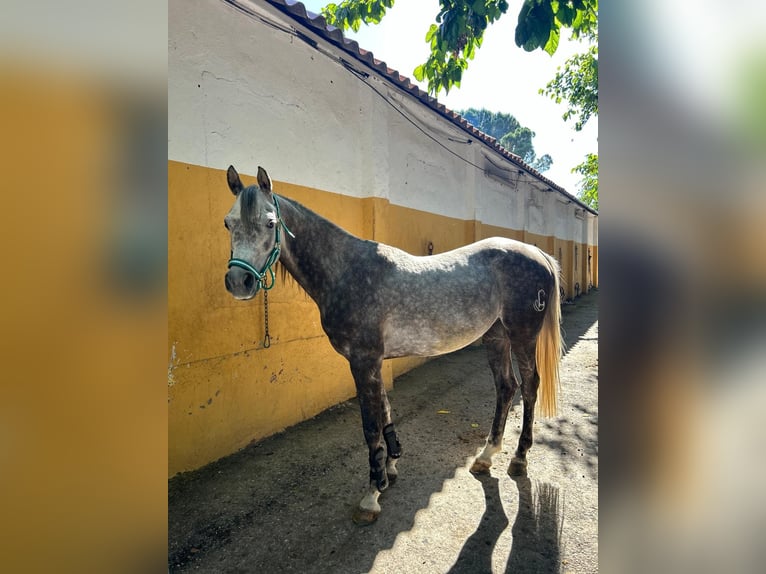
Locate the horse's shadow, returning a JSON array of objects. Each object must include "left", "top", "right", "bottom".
[
  {"left": 505, "top": 475, "right": 563, "bottom": 573},
  {"left": 447, "top": 472, "right": 563, "bottom": 574},
  {"left": 446, "top": 473, "right": 508, "bottom": 573}
]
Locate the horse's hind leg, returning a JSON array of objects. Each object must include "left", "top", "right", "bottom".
[
  {"left": 471, "top": 321, "right": 518, "bottom": 474},
  {"left": 508, "top": 341, "right": 540, "bottom": 476},
  {"left": 349, "top": 355, "right": 389, "bottom": 524}
]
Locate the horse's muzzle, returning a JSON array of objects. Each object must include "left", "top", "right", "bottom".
[{"left": 225, "top": 267, "right": 259, "bottom": 300}]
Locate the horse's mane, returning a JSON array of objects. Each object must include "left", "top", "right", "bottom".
[{"left": 276, "top": 261, "right": 296, "bottom": 289}]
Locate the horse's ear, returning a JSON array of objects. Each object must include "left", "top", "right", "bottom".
[
  {"left": 257, "top": 166, "right": 273, "bottom": 195},
  {"left": 227, "top": 165, "right": 244, "bottom": 195}
]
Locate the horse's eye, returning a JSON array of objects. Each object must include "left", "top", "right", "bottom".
[{"left": 267, "top": 220, "right": 275, "bottom": 229}]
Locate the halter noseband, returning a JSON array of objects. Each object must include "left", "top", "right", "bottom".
[{"left": 227, "top": 194, "right": 294, "bottom": 293}]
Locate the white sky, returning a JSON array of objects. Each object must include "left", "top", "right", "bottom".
[{"left": 299, "top": 0, "right": 598, "bottom": 194}]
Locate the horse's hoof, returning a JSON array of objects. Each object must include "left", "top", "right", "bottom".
[
  {"left": 508, "top": 457, "right": 528, "bottom": 477},
  {"left": 469, "top": 459, "right": 492, "bottom": 475},
  {"left": 352, "top": 508, "right": 380, "bottom": 525},
  {"left": 386, "top": 459, "right": 398, "bottom": 485}
]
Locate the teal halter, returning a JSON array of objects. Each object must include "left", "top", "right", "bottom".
[{"left": 227, "top": 194, "right": 294, "bottom": 293}]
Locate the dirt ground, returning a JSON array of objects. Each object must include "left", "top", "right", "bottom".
[{"left": 169, "top": 290, "right": 598, "bottom": 573}]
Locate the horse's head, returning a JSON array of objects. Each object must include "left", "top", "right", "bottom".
[{"left": 223, "top": 165, "right": 284, "bottom": 300}]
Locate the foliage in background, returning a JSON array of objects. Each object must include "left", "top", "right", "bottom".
[
  {"left": 538, "top": 29, "right": 597, "bottom": 209},
  {"left": 322, "top": 0, "right": 598, "bottom": 210},
  {"left": 572, "top": 152, "right": 598, "bottom": 209},
  {"left": 540, "top": 35, "right": 597, "bottom": 132},
  {"left": 460, "top": 108, "right": 552, "bottom": 172},
  {"left": 323, "top": 0, "right": 598, "bottom": 95}
]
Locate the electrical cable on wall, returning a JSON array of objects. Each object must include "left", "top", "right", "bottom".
[
  {"left": 340, "top": 60, "right": 490, "bottom": 173},
  {"left": 223, "top": 0, "right": 579, "bottom": 207}
]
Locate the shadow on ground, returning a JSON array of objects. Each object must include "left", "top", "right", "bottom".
[
  {"left": 446, "top": 473, "right": 563, "bottom": 574},
  {"left": 169, "top": 350, "right": 494, "bottom": 573},
  {"left": 169, "top": 291, "right": 598, "bottom": 573}
]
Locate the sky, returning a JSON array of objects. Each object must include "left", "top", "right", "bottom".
[{"left": 299, "top": 0, "right": 598, "bottom": 194}]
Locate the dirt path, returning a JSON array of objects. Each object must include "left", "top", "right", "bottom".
[{"left": 169, "top": 291, "right": 598, "bottom": 573}]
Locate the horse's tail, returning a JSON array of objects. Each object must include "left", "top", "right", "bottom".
[{"left": 536, "top": 255, "right": 564, "bottom": 418}]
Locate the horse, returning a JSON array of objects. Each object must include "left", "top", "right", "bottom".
[{"left": 222, "top": 165, "right": 563, "bottom": 524}]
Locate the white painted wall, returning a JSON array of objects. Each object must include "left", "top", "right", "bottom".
[
  {"left": 169, "top": 0, "right": 596, "bottom": 242},
  {"left": 592, "top": 214, "right": 599, "bottom": 247},
  {"left": 475, "top": 173, "right": 525, "bottom": 231},
  {"left": 170, "top": 0, "right": 374, "bottom": 197}
]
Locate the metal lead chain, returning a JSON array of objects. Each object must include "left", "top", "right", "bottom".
[{"left": 263, "top": 290, "right": 271, "bottom": 348}]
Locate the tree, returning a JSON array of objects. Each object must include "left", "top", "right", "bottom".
[
  {"left": 322, "top": 0, "right": 598, "bottom": 209},
  {"left": 460, "top": 108, "right": 553, "bottom": 172},
  {"left": 572, "top": 152, "right": 597, "bottom": 210},
  {"left": 322, "top": 0, "right": 598, "bottom": 95},
  {"left": 540, "top": 34, "right": 597, "bottom": 132},
  {"left": 539, "top": 31, "right": 597, "bottom": 208}
]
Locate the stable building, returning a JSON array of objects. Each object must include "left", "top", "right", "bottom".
[{"left": 169, "top": 0, "right": 598, "bottom": 475}]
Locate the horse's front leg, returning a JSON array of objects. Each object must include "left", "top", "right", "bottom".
[{"left": 350, "top": 355, "right": 388, "bottom": 524}]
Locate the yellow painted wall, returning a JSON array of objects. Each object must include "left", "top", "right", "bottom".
[
  {"left": 169, "top": 161, "right": 366, "bottom": 475},
  {"left": 576, "top": 239, "right": 597, "bottom": 296},
  {"left": 169, "top": 160, "right": 598, "bottom": 475},
  {"left": 591, "top": 245, "right": 599, "bottom": 288},
  {"left": 479, "top": 222, "right": 525, "bottom": 243}
]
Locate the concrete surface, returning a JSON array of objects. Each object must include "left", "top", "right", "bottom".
[{"left": 169, "top": 291, "right": 598, "bottom": 573}]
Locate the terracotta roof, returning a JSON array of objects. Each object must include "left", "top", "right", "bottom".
[{"left": 259, "top": 0, "right": 598, "bottom": 215}]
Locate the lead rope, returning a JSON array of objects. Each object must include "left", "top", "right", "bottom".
[{"left": 263, "top": 289, "right": 271, "bottom": 348}]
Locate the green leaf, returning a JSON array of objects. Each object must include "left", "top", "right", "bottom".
[
  {"left": 515, "top": 1, "right": 532, "bottom": 44},
  {"left": 465, "top": 39, "right": 476, "bottom": 60},
  {"left": 572, "top": 8, "right": 584, "bottom": 31},
  {"left": 425, "top": 23, "right": 438, "bottom": 42},
  {"left": 534, "top": 2, "right": 555, "bottom": 47},
  {"left": 544, "top": 26, "right": 560, "bottom": 55},
  {"left": 457, "top": 15, "right": 466, "bottom": 33},
  {"left": 515, "top": 0, "right": 556, "bottom": 52},
  {"left": 473, "top": 0, "right": 487, "bottom": 17},
  {"left": 556, "top": 4, "right": 575, "bottom": 26},
  {"left": 413, "top": 64, "right": 426, "bottom": 82}
]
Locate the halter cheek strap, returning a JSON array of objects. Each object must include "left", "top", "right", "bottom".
[{"left": 227, "top": 194, "right": 294, "bottom": 293}]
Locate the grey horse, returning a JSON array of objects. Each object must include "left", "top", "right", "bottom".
[{"left": 223, "top": 166, "right": 563, "bottom": 523}]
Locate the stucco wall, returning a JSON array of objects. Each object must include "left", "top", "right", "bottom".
[{"left": 168, "top": 0, "right": 598, "bottom": 475}]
